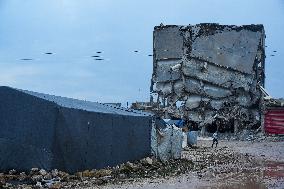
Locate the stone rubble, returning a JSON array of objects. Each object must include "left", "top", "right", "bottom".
[{"left": 0, "top": 145, "right": 261, "bottom": 189}]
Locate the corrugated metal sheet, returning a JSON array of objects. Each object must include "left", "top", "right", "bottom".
[{"left": 265, "top": 108, "right": 284, "bottom": 134}]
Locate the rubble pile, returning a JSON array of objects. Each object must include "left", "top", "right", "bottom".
[
  {"left": 216, "top": 131, "right": 284, "bottom": 142},
  {"left": 0, "top": 157, "right": 193, "bottom": 188},
  {"left": 0, "top": 145, "right": 263, "bottom": 189},
  {"left": 265, "top": 98, "right": 284, "bottom": 107}
]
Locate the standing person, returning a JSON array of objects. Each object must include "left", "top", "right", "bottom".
[{"left": 212, "top": 131, "right": 218, "bottom": 148}]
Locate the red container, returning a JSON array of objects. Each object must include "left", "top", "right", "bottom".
[{"left": 265, "top": 108, "right": 284, "bottom": 135}]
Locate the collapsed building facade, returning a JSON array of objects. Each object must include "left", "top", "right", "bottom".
[{"left": 150, "top": 23, "right": 265, "bottom": 134}]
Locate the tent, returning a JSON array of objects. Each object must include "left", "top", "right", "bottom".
[{"left": 0, "top": 86, "right": 152, "bottom": 173}]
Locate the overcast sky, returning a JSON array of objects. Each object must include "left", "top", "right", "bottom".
[{"left": 0, "top": 0, "right": 283, "bottom": 105}]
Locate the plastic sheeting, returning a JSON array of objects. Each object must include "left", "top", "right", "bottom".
[
  {"left": 188, "top": 131, "right": 198, "bottom": 145},
  {"left": 0, "top": 86, "right": 152, "bottom": 173},
  {"left": 151, "top": 124, "right": 183, "bottom": 162},
  {"left": 182, "top": 132, "right": 188, "bottom": 148}
]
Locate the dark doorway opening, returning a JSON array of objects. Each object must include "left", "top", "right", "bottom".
[{"left": 206, "top": 118, "right": 234, "bottom": 133}]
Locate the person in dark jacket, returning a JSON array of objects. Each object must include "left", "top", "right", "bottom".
[{"left": 212, "top": 131, "right": 218, "bottom": 148}]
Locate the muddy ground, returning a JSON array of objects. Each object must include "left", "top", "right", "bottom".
[
  {"left": 1, "top": 138, "right": 283, "bottom": 189},
  {"left": 98, "top": 138, "right": 284, "bottom": 189}
]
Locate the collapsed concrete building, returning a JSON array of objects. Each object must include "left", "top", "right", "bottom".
[
  {"left": 150, "top": 23, "right": 265, "bottom": 134},
  {"left": 0, "top": 86, "right": 152, "bottom": 173}
]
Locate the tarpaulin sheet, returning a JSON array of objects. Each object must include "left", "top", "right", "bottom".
[
  {"left": 188, "top": 131, "right": 198, "bottom": 145},
  {"left": 151, "top": 124, "right": 183, "bottom": 162},
  {"left": 0, "top": 86, "right": 152, "bottom": 173},
  {"left": 265, "top": 108, "right": 284, "bottom": 135}
]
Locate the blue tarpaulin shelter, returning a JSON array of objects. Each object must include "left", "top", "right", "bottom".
[{"left": 167, "top": 119, "right": 185, "bottom": 127}]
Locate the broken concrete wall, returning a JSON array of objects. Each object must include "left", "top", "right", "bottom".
[{"left": 151, "top": 24, "right": 265, "bottom": 133}]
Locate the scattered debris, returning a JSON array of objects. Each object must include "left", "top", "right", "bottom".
[
  {"left": 0, "top": 156, "right": 194, "bottom": 188},
  {"left": 2, "top": 140, "right": 281, "bottom": 189},
  {"left": 265, "top": 98, "right": 284, "bottom": 107}
]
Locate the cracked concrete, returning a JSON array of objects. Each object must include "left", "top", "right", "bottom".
[{"left": 151, "top": 23, "right": 265, "bottom": 133}]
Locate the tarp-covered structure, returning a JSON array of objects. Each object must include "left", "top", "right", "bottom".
[
  {"left": 151, "top": 119, "right": 183, "bottom": 162},
  {"left": 0, "top": 86, "right": 152, "bottom": 173}
]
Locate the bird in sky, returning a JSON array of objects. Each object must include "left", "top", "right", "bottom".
[{"left": 20, "top": 58, "right": 33, "bottom": 61}]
